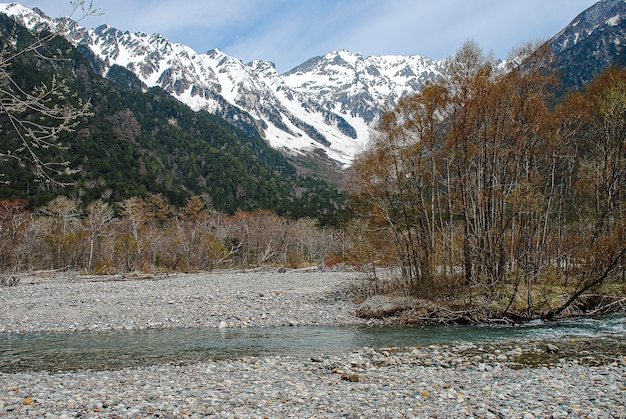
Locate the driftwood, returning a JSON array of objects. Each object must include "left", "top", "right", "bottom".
[
  {"left": 0, "top": 276, "right": 20, "bottom": 286},
  {"left": 398, "top": 305, "right": 489, "bottom": 325},
  {"left": 586, "top": 296, "right": 626, "bottom": 316}
]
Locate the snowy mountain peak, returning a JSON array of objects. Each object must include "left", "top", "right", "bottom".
[
  {"left": 329, "top": 49, "right": 363, "bottom": 65},
  {"left": 0, "top": 2, "right": 31, "bottom": 15},
  {"left": 0, "top": 2, "right": 56, "bottom": 31},
  {"left": 0, "top": 2, "right": 448, "bottom": 166},
  {"left": 546, "top": 0, "right": 626, "bottom": 91}
]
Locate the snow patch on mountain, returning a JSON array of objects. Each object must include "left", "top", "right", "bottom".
[
  {"left": 551, "top": 0, "right": 626, "bottom": 53},
  {"left": 0, "top": 2, "right": 447, "bottom": 166}
]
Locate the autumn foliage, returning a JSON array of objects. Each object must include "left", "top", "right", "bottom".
[
  {"left": 348, "top": 42, "right": 626, "bottom": 318},
  {"left": 0, "top": 194, "right": 342, "bottom": 274}
]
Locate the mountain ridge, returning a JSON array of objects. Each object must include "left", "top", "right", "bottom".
[
  {"left": 1, "top": 1, "right": 625, "bottom": 167},
  {"left": 0, "top": 11, "right": 346, "bottom": 223},
  {"left": 0, "top": 2, "right": 447, "bottom": 166}
]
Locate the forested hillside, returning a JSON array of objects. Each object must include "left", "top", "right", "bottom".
[
  {"left": 548, "top": 0, "right": 626, "bottom": 94},
  {"left": 0, "top": 14, "right": 345, "bottom": 225}
]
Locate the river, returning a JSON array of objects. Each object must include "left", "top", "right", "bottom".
[{"left": 1, "top": 314, "right": 624, "bottom": 372}]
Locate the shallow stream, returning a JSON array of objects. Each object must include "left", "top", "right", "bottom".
[{"left": 1, "top": 315, "right": 624, "bottom": 372}]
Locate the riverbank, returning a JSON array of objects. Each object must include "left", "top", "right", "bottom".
[
  {"left": 0, "top": 270, "right": 376, "bottom": 334},
  {"left": 1, "top": 339, "right": 625, "bottom": 418},
  {"left": 1, "top": 270, "right": 626, "bottom": 418}
]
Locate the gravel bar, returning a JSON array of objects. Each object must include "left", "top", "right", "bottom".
[
  {"left": 0, "top": 270, "right": 372, "bottom": 333},
  {"left": 1, "top": 270, "right": 625, "bottom": 418}
]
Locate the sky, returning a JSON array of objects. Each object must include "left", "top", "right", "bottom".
[{"left": 17, "top": 0, "right": 599, "bottom": 73}]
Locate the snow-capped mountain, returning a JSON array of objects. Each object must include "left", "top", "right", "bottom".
[
  {"left": 549, "top": 0, "right": 626, "bottom": 89},
  {"left": 3, "top": 1, "right": 623, "bottom": 167},
  {"left": 551, "top": 0, "right": 625, "bottom": 52},
  {"left": 0, "top": 2, "right": 446, "bottom": 167}
]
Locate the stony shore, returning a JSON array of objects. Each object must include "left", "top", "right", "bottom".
[
  {"left": 0, "top": 270, "right": 373, "bottom": 333},
  {"left": 1, "top": 270, "right": 625, "bottom": 418}
]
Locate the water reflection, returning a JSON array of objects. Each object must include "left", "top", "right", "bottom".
[{"left": 1, "top": 315, "right": 624, "bottom": 372}]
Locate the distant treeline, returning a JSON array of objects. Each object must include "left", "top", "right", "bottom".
[{"left": 0, "top": 194, "right": 348, "bottom": 274}]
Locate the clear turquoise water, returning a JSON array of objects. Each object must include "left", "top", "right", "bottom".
[{"left": 1, "top": 315, "right": 624, "bottom": 372}]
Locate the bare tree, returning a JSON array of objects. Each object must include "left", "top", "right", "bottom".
[
  {"left": 116, "top": 196, "right": 147, "bottom": 271},
  {"left": 548, "top": 69, "right": 626, "bottom": 318},
  {"left": 84, "top": 199, "right": 116, "bottom": 272},
  {"left": 39, "top": 196, "right": 84, "bottom": 269},
  {"left": 0, "top": 1, "right": 98, "bottom": 184},
  {"left": 0, "top": 197, "right": 34, "bottom": 271},
  {"left": 348, "top": 41, "right": 563, "bottom": 314}
]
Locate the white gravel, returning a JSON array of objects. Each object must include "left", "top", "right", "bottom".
[
  {"left": 1, "top": 270, "right": 626, "bottom": 418},
  {"left": 0, "top": 270, "right": 371, "bottom": 333}
]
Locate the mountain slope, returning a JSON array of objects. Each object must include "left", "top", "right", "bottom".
[
  {"left": 0, "top": 3, "right": 447, "bottom": 167},
  {"left": 2, "top": 1, "right": 624, "bottom": 170},
  {"left": 548, "top": 0, "right": 626, "bottom": 91},
  {"left": 75, "top": 30, "right": 447, "bottom": 166},
  {"left": 0, "top": 12, "right": 345, "bottom": 224}
]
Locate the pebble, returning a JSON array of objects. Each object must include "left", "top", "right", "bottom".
[
  {"left": 3, "top": 348, "right": 623, "bottom": 418},
  {"left": 1, "top": 271, "right": 625, "bottom": 417},
  {"left": 0, "top": 271, "right": 373, "bottom": 333}
]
